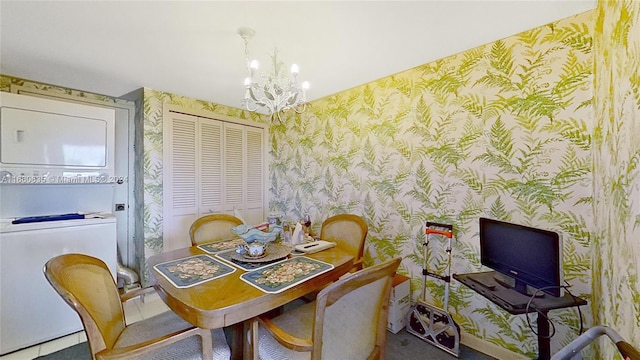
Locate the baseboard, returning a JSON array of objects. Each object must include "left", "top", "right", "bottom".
[{"left": 460, "top": 330, "right": 528, "bottom": 360}]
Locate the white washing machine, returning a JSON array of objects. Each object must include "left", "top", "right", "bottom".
[{"left": 0, "top": 216, "right": 117, "bottom": 355}]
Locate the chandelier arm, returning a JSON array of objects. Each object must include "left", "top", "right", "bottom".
[
  {"left": 273, "top": 111, "right": 282, "bottom": 124},
  {"left": 294, "top": 102, "right": 308, "bottom": 114},
  {"left": 286, "top": 92, "right": 299, "bottom": 106},
  {"left": 273, "top": 94, "right": 286, "bottom": 109},
  {"left": 243, "top": 99, "right": 260, "bottom": 112},
  {"left": 238, "top": 27, "right": 308, "bottom": 119}
]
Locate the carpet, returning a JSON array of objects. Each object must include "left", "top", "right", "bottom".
[
  {"left": 34, "top": 328, "right": 495, "bottom": 360},
  {"left": 33, "top": 342, "right": 89, "bottom": 360},
  {"left": 386, "top": 329, "right": 497, "bottom": 360}
]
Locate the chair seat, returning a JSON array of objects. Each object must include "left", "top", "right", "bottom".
[
  {"left": 45, "top": 254, "right": 231, "bottom": 360},
  {"left": 257, "top": 301, "right": 315, "bottom": 360},
  {"left": 255, "top": 258, "right": 401, "bottom": 360},
  {"left": 115, "top": 310, "right": 230, "bottom": 360}
]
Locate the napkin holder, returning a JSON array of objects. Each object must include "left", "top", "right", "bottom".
[{"left": 294, "top": 240, "right": 337, "bottom": 254}]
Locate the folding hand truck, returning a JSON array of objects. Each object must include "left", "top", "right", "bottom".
[{"left": 407, "top": 221, "right": 461, "bottom": 357}]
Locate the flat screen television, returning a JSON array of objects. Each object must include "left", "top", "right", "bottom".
[{"left": 479, "top": 217, "right": 563, "bottom": 297}]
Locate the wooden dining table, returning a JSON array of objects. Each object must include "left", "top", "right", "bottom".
[{"left": 147, "top": 243, "right": 354, "bottom": 359}]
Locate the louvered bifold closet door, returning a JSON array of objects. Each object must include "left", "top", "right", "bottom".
[
  {"left": 223, "top": 123, "right": 265, "bottom": 225},
  {"left": 164, "top": 110, "right": 266, "bottom": 251},
  {"left": 223, "top": 123, "right": 245, "bottom": 219},
  {"left": 199, "top": 118, "right": 224, "bottom": 215},
  {"left": 164, "top": 113, "right": 198, "bottom": 251},
  {"left": 244, "top": 126, "right": 265, "bottom": 224}
]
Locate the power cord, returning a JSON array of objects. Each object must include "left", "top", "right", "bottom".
[
  {"left": 564, "top": 283, "right": 584, "bottom": 335},
  {"left": 524, "top": 283, "right": 584, "bottom": 339}
]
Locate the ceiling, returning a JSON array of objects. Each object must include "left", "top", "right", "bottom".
[{"left": 0, "top": 1, "right": 596, "bottom": 113}]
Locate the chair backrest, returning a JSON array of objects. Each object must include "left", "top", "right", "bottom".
[
  {"left": 189, "top": 213, "right": 244, "bottom": 246},
  {"left": 312, "top": 257, "right": 402, "bottom": 360},
  {"left": 44, "top": 253, "right": 124, "bottom": 359},
  {"left": 320, "top": 214, "right": 368, "bottom": 270}
]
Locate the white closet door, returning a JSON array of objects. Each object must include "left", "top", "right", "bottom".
[
  {"left": 245, "top": 126, "right": 265, "bottom": 224},
  {"left": 224, "top": 123, "right": 245, "bottom": 215},
  {"left": 199, "top": 118, "right": 224, "bottom": 215},
  {"left": 164, "top": 110, "right": 266, "bottom": 250},
  {"left": 163, "top": 113, "right": 198, "bottom": 251}
]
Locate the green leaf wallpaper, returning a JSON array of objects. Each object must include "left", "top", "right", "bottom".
[
  {"left": 138, "top": 88, "right": 267, "bottom": 262},
  {"left": 3, "top": 2, "right": 639, "bottom": 358},
  {"left": 593, "top": 1, "right": 640, "bottom": 359},
  {"left": 269, "top": 11, "right": 594, "bottom": 358}
]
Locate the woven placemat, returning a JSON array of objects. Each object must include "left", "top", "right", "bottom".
[
  {"left": 153, "top": 254, "right": 236, "bottom": 288},
  {"left": 240, "top": 257, "right": 333, "bottom": 294}
]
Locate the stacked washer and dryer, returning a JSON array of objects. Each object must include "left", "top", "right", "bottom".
[{"left": 0, "top": 92, "right": 120, "bottom": 355}]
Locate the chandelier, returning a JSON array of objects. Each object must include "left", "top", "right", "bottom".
[{"left": 238, "top": 27, "right": 310, "bottom": 121}]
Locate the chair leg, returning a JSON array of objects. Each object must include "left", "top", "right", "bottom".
[{"left": 251, "top": 318, "right": 260, "bottom": 360}]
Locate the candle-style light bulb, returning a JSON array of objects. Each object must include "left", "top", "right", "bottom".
[
  {"left": 243, "top": 77, "right": 252, "bottom": 100},
  {"left": 250, "top": 60, "right": 259, "bottom": 70},
  {"left": 302, "top": 81, "right": 310, "bottom": 90},
  {"left": 290, "top": 64, "right": 299, "bottom": 74}
]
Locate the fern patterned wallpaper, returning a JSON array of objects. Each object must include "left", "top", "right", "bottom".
[
  {"left": 131, "top": 88, "right": 266, "bottom": 260},
  {"left": 593, "top": 1, "right": 640, "bottom": 359},
  {"left": 269, "top": 11, "right": 595, "bottom": 357},
  {"left": 2, "top": 1, "right": 638, "bottom": 358}
]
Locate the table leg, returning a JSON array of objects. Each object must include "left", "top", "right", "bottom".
[
  {"left": 242, "top": 319, "right": 259, "bottom": 360},
  {"left": 231, "top": 323, "right": 244, "bottom": 360},
  {"left": 537, "top": 311, "right": 551, "bottom": 360}
]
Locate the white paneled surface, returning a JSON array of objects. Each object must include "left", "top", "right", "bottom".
[
  {"left": 0, "top": 92, "right": 115, "bottom": 181},
  {"left": 199, "top": 119, "right": 223, "bottom": 214},
  {"left": 163, "top": 110, "right": 266, "bottom": 251},
  {"left": 163, "top": 113, "right": 198, "bottom": 251},
  {"left": 0, "top": 217, "right": 117, "bottom": 355},
  {"left": 0, "top": 108, "right": 108, "bottom": 167},
  {"left": 0, "top": 184, "right": 114, "bottom": 218},
  {"left": 245, "top": 125, "right": 266, "bottom": 222},
  {"left": 1, "top": 88, "right": 136, "bottom": 269}
]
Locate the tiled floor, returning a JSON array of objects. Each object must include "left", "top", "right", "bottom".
[{"left": 0, "top": 292, "right": 170, "bottom": 360}]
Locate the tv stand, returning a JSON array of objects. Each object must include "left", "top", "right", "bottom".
[
  {"left": 454, "top": 271, "right": 587, "bottom": 360},
  {"left": 493, "top": 274, "right": 545, "bottom": 298}
]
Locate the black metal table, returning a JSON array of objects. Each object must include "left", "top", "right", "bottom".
[{"left": 454, "top": 271, "right": 587, "bottom": 360}]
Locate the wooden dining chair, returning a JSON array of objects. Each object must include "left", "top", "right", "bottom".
[
  {"left": 189, "top": 213, "right": 244, "bottom": 246},
  {"left": 44, "top": 253, "right": 231, "bottom": 360},
  {"left": 320, "top": 214, "right": 368, "bottom": 271},
  {"left": 252, "top": 257, "right": 402, "bottom": 360}
]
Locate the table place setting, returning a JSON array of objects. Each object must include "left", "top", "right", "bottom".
[
  {"left": 214, "top": 246, "right": 291, "bottom": 272},
  {"left": 146, "top": 232, "right": 354, "bottom": 358},
  {"left": 158, "top": 216, "right": 339, "bottom": 290},
  {"left": 230, "top": 242, "right": 291, "bottom": 262},
  {"left": 197, "top": 238, "right": 246, "bottom": 254},
  {"left": 152, "top": 254, "right": 236, "bottom": 288},
  {"left": 239, "top": 256, "right": 334, "bottom": 294}
]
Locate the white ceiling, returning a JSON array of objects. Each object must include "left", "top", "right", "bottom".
[{"left": 0, "top": 1, "right": 596, "bottom": 112}]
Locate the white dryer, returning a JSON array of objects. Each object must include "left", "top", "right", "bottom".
[{"left": 0, "top": 216, "right": 116, "bottom": 355}]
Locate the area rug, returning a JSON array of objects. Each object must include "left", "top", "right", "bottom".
[
  {"left": 34, "top": 342, "right": 89, "bottom": 360},
  {"left": 35, "top": 328, "right": 495, "bottom": 360}
]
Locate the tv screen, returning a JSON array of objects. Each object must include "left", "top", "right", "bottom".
[{"left": 479, "top": 218, "right": 563, "bottom": 297}]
